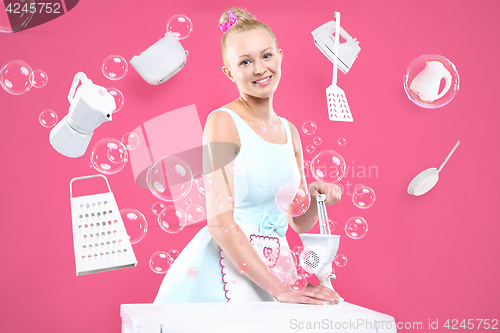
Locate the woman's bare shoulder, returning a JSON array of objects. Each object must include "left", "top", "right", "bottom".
[
  {"left": 204, "top": 105, "right": 240, "bottom": 146},
  {"left": 286, "top": 120, "right": 302, "bottom": 155}
]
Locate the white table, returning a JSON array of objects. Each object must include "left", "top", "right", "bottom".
[{"left": 121, "top": 302, "right": 397, "bottom": 333}]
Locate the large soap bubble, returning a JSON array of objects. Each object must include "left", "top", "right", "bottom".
[
  {"left": 29, "top": 69, "right": 48, "bottom": 88},
  {"left": 120, "top": 208, "right": 148, "bottom": 244},
  {"left": 310, "top": 150, "right": 346, "bottom": 183},
  {"left": 352, "top": 185, "right": 376, "bottom": 209},
  {"left": 149, "top": 251, "right": 171, "bottom": 274},
  {"left": 275, "top": 181, "right": 311, "bottom": 217},
  {"left": 158, "top": 205, "right": 186, "bottom": 234},
  {"left": 147, "top": 156, "right": 193, "bottom": 202},
  {"left": 0, "top": 0, "right": 34, "bottom": 33},
  {"left": 344, "top": 216, "right": 368, "bottom": 239},
  {"left": 0, "top": 60, "right": 33, "bottom": 95},
  {"left": 102, "top": 55, "right": 128, "bottom": 81},
  {"left": 404, "top": 54, "right": 459, "bottom": 109},
  {"left": 167, "top": 14, "right": 193, "bottom": 40},
  {"left": 90, "top": 138, "right": 128, "bottom": 175}
]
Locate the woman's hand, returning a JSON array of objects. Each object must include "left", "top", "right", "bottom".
[
  {"left": 273, "top": 284, "right": 343, "bottom": 305},
  {"left": 309, "top": 181, "right": 342, "bottom": 206}
]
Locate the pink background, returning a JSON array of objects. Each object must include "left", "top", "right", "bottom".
[{"left": 1, "top": 0, "right": 499, "bottom": 331}]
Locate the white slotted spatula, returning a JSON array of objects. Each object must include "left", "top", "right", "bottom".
[{"left": 327, "top": 12, "right": 353, "bottom": 122}]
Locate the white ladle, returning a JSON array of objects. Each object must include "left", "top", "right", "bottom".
[{"left": 407, "top": 140, "right": 460, "bottom": 196}]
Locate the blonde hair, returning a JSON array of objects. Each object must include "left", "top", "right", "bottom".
[{"left": 219, "top": 8, "right": 278, "bottom": 66}]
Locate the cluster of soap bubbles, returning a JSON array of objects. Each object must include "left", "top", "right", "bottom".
[
  {"left": 149, "top": 249, "right": 180, "bottom": 274},
  {"left": 90, "top": 138, "right": 128, "bottom": 175},
  {"left": 120, "top": 208, "right": 148, "bottom": 244},
  {"left": 404, "top": 54, "right": 459, "bottom": 109},
  {"left": 1, "top": 60, "right": 48, "bottom": 95}
]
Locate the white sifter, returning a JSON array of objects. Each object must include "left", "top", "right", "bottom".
[
  {"left": 408, "top": 140, "right": 460, "bottom": 196},
  {"left": 326, "top": 12, "right": 353, "bottom": 122}
]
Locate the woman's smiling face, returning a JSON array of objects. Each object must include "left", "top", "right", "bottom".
[{"left": 223, "top": 28, "right": 283, "bottom": 99}]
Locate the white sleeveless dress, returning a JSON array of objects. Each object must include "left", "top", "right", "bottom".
[{"left": 154, "top": 108, "right": 301, "bottom": 303}]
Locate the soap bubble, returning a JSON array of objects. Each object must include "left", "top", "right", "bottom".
[
  {"left": 121, "top": 132, "right": 140, "bottom": 150},
  {"left": 313, "top": 137, "right": 322, "bottom": 145},
  {"left": 186, "top": 204, "right": 204, "bottom": 222},
  {"left": 345, "top": 216, "right": 368, "bottom": 239},
  {"left": 106, "top": 88, "right": 124, "bottom": 112},
  {"left": 270, "top": 248, "right": 297, "bottom": 285},
  {"left": 328, "top": 218, "right": 337, "bottom": 232},
  {"left": 0, "top": 0, "right": 34, "bottom": 33},
  {"left": 39, "top": 109, "right": 58, "bottom": 128},
  {"left": 102, "top": 55, "right": 128, "bottom": 80},
  {"left": 167, "top": 14, "right": 193, "bottom": 40},
  {"left": 334, "top": 254, "right": 348, "bottom": 267},
  {"left": 352, "top": 185, "right": 376, "bottom": 209},
  {"left": 149, "top": 251, "right": 171, "bottom": 274},
  {"left": 237, "top": 262, "right": 249, "bottom": 274},
  {"left": 90, "top": 138, "right": 128, "bottom": 175},
  {"left": 302, "top": 121, "right": 317, "bottom": 135},
  {"left": 187, "top": 267, "right": 199, "bottom": 279},
  {"left": 404, "top": 54, "right": 459, "bottom": 109},
  {"left": 158, "top": 205, "right": 186, "bottom": 234},
  {"left": 337, "top": 137, "right": 347, "bottom": 146},
  {"left": 147, "top": 156, "right": 193, "bottom": 202},
  {"left": 0, "top": 60, "right": 32, "bottom": 95},
  {"left": 289, "top": 274, "right": 307, "bottom": 292},
  {"left": 223, "top": 222, "right": 238, "bottom": 235},
  {"left": 151, "top": 202, "right": 166, "bottom": 215},
  {"left": 167, "top": 249, "right": 180, "bottom": 262},
  {"left": 260, "top": 120, "right": 275, "bottom": 133},
  {"left": 310, "top": 150, "right": 346, "bottom": 184},
  {"left": 306, "top": 145, "right": 315, "bottom": 154},
  {"left": 120, "top": 208, "right": 147, "bottom": 244},
  {"left": 193, "top": 171, "right": 203, "bottom": 183},
  {"left": 216, "top": 194, "right": 234, "bottom": 212},
  {"left": 29, "top": 69, "right": 48, "bottom": 88},
  {"left": 275, "top": 181, "right": 311, "bottom": 217}
]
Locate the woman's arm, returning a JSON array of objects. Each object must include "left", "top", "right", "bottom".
[
  {"left": 203, "top": 111, "right": 341, "bottom": 304},
  {"left": 287, "top": 121, "right": 342, "bottom": 234}
]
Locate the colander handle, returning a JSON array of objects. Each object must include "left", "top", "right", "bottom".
[{"left": 70, "top": 174, "right": 112, "bottom": 198}]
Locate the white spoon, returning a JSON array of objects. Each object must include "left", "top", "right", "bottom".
[{"left": 407, "top": 140, "right": 460, "bottom": 196}]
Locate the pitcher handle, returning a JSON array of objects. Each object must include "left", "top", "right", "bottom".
[
  {"left": 435, "top": 69, "right": 452, "bottom": 101},
  {"left": 68, "top": 72, "right": 92, "bottom": 104}
]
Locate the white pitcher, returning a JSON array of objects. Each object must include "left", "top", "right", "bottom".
[
  {"left": 49, "top": 72, "right": 116, "bottom": 158},
  {"left": 410, "top": 60, "right": 452, "bottom": 102}
]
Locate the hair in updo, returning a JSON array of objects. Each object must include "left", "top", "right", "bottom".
[{"left": 219, "top": 8, "right": 278, "bottom": 66}]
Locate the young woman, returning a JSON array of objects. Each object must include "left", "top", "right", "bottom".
[{"left": 154, "top": 8, "right": 342, "bottom": 305}]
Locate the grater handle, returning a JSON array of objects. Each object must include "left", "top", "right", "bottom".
[{"left": 70, "top": 174, "right": 112, "bottom": 198}]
